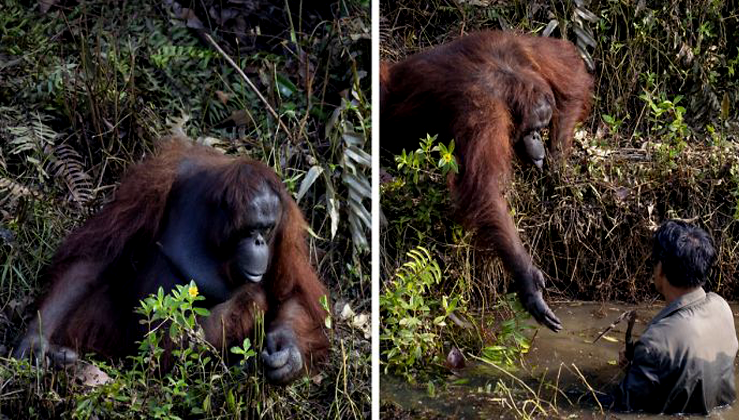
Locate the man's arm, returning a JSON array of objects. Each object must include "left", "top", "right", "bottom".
[{"left": 615, "top": 340, "right": 667, "bottom": 412}]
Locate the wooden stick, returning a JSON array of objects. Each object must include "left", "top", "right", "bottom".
[
  {"left": 591, "top": 309, "right": 634, "bottom": 344},
  {"left": 625, "top": 310, "right": 637, "bottom": 360},
  {"left": 204, "top": 33, "right": 294, "bottom": 142}
]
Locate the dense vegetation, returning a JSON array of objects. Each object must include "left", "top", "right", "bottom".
[
  {"left": 0, "top": 0, "right": 370, "bottom": 418},
  {"left": 380, "top": 0, "right": 739, "bottom": 416}
]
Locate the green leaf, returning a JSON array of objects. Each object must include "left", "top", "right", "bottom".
[
  {"left": 275, "top": 73, "right": 297, "bottom": 98},
  {"left": 193, "top": 307, "right": 209, "bottom": 316}
]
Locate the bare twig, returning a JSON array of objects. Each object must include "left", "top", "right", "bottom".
[
  {"left": 204, "top": 33, "right": 294, "bottom": 143},
  {"left": 472, "top": 354, "right": 550, "bottom": 416},
  {"left": 571, "top": 363, "right": 604, "bottom": 414}
]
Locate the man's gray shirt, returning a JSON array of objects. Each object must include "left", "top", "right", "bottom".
[{"left": 617, "top": 288, "right": 738, "bottom": 414}]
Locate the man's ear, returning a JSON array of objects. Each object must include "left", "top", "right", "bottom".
[{"left": 652, "top": 261, "right": 664, "bottom": 292}]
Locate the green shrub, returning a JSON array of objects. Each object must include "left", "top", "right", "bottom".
[
  {"left": 73, "top": 282, "right": 262, "bottom": 420},
  {"left": 382, "top": 135, "right": 459, "bottom": 251},
  {"left": 480, "top": 294, "right": 533, "bottom": 368},
  {"left": 380, "top": 246, "right": 459, "bottom": 381}
]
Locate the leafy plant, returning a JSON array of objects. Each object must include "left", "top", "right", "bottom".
[
  {"left": 640, "top": 90, "right": 690, "bottom": 169},
  {"left": 480, "top": 294, "right": 533, "bottom": 367},
  {"left": 380, "top": 246, "right": 459, "bottom": 381},
  {"left": 394, "top": 134, "right": 457, "bottom": 182},
  {"left": 135, "top": 281, "right": 213, "bottom": 368},
  {"left": 383, "top": 135, "right": 459, "bottom": 243},
  {"left": 73, "top": 282, "right": 262, "bottom": 419},
  {"left": 325, "top": 92, "right": 372, "bottom": 254},
  {"left": 601, "top": 113, "right": 625, "bottom": 136},
  {"left": 640, "top": 91, "right": 689, "bottom": 139}
]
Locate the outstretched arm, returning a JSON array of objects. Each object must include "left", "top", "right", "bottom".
[
  {"left": 463, "top": 177, "right": 562, "bottom": 332},
  {"left": 452, "top": 98, "right": 562, "bottom": 332}
]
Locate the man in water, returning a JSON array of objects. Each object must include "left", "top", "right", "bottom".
[{"left": 617, "top": 219, "right": 738, "bottom": 414}]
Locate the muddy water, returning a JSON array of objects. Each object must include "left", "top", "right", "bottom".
[{"left": 381, "top": 301, "right": 739, "bottom": 419}]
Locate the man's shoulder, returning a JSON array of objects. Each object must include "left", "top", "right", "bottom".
[
  {"left": 704, "top": 292, "right": 736, "bottom": 330},
  {"left": 651, "top": 291, "right": 732, "bottom": 328},
  {"left": 705, "top": 292, "right": 732, "bottom": 311},
  {"left": 638, "top": 321, "right": 671, "bottom": 353},
  {"left": 640, "top": 291, "right": 737, "bottom": 354}
]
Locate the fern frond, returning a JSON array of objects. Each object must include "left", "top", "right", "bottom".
[
  {"left": 0, "top": 177, "right": 42, "bottom": 211},
  {"left": 48, "top": 143, "right": 94, "bottom": 206},
  {"left": 7, "top": 112, "right": 57, "bottom": 155}
]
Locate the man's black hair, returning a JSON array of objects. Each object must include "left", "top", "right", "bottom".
[{"left": 652, "top": 219, "right": 716, "bottom": 288}]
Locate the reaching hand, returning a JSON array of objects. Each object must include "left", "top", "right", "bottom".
[{"left": 516, "top": 267, "right": 562, "bottom": 332}]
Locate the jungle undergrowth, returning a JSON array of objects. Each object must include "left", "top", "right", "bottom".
[{"left": 1, "top": 0, "right": 371, "bottom": 418}]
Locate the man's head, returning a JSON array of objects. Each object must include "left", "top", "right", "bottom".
[{"left": 652, "top": 220, "right": 716, "bottom": 291}]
